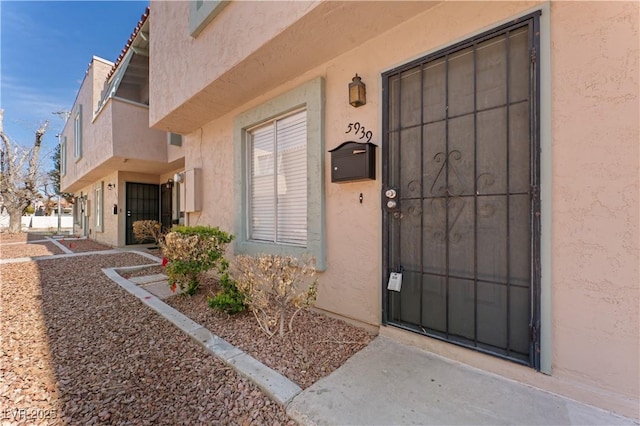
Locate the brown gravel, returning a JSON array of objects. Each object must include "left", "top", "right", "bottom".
[
  {"left": 56, "top": 238, "right": 112, "bottom": 253},
  {"left": 0, "top": 242, "right": 65, "bottom": 259},
  {"left": 0, "top": 253, "right": 294, "bottom": 425},
  {"left": 0, "top": 232, "right": 112, "bottom": 256},
  {"left": 166, "top": 276, "right": 374, "bottom": 389},
  {"left": 0, "top": 231, "right": 51, "bottom": 244}
]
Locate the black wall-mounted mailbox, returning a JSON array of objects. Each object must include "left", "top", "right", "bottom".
[{"left": 329, "top": 141, "right": 377, "bottom": 183}]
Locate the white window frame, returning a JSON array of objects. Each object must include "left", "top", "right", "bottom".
[
  {"left": 74, "top": 105, "right": 82, "bottom": 159},
  {"left": 73, "top": 195, "right": 82, "bottom": 226},
  {"left": 95, "top": 182, "right": 103, "bottom": 232},
  {"left": 234, "top": 77, "right": 326, "bottom": 270}
]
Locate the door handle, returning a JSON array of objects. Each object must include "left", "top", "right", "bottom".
[{"left": 382, "top": 187, "right": 400, "bottom": 212}]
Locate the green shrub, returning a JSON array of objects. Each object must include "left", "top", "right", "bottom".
[
  {"left": 207, "top": 262, "right": 246, "bottom": 314},
  {"left": 161, "top": 225, "right": 233, "bottom": 296}
]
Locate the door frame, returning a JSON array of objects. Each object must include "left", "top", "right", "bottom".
[
  {"left": 125, "top": 182, "right": 161, "bottom": 245},
  {"left": 380, "top": 11, "right": 542, "bottom": 369}
]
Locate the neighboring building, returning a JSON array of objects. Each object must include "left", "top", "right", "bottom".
[
  {"left": 147, "top": 0, "right": 638, "bottom": 419},
  {"left": 60, "top": 9, "right": 185, "bottom": 246}
]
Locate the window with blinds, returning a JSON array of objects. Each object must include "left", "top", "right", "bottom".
[
  {"left": 248, "top": 109, "right": 307, "bottom": 246},
  {"left": 74, "top": 105, "right": 83, "bottom": 159},
  {"left": 95, "top": 182, "right": 103, "bottom": 232}
]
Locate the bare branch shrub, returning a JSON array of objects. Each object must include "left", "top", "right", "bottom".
[
  {"left": 230, "top": 254, "right": 318, "bottom": 338},
  {"left": 132, "top": 220, "right": 164, "bottom": 246}
]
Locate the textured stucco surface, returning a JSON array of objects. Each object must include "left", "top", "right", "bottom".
[
  {"left": 60, "top": 58, "right": 113, "bottom": 193},
  {"left": 550, "top": 0, "right": 639, "bottom": 403},
  {"left": 111, "top": 100, "right": 166, "bottom": 162},
  {"left": 148, "top": 0, "right": 639, "bottom": 418}
]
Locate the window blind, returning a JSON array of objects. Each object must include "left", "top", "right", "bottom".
[{"left": 249, "top": 110, "right": 307, "bottom": 246}]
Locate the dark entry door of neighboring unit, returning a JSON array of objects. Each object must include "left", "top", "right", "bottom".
[
  {"left": 382, "top": 14, "right": 541, "bottom": 368},
  {"left": 160, "top": 184, "right": 173, "bottom": 231},
  {"left": 126, "top": 182, "right": 160, "bottom": 245}
]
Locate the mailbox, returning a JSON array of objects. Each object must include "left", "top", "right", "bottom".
[{"left": 329, "top": 141, "right": 377, "bottom": 183}]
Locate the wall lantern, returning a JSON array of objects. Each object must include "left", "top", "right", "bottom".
[
  {"left": 166, "top": 178, "right": 174, "bottom": 189},
  {"left": 107, "top": 183, "right": 115, "bottom": 190},
  {"left": 349, "top": 74, "right": 366, "bottom": 108}
]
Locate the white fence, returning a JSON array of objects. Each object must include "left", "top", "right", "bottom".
[{"left": 0, "top": 214, "right": 73, "bottom": 231}]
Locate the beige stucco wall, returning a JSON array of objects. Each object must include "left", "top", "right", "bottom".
[
  {"left": 150, "top": 0, "right": 639, "bottom": 418},
  {"left": 60, "top": 58, "right": 114, "bottom": 193},
  {"left": 550, "top": 0, "right": 639, "bottom": 405},
  {"left": 111, "top": 99, "right": 167, "bottom": 162},
  {"left": 149, "top": 0, "right": 321, "bottom": 128}
]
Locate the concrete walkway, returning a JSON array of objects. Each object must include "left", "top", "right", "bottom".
[{"left": 287, "top": 337, "right": 637, "bottom": 425}]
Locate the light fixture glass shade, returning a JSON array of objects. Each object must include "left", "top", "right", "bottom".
[{"left": 349, "top": 74, "right": 366, "bottom": 107}]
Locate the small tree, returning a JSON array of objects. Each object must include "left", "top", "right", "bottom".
[
  {"left": 48, "top": 143, "right": 74, "bottom": 204},
  {"left": 0, "top": 109, "right": 49, "bottom": 233},
  {"left": 230, "top": 254, "right": 318, "bottom": 338}
]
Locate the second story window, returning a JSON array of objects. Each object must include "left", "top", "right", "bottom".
[
  {"left": 74, "top": 105, "right": 83, "bottom": 159},
  {"left": 189, "top": 0, "right": 229, "bottom": 37},
  {"left": 168, "top": 133, "right": 183, "bottom": 147}
]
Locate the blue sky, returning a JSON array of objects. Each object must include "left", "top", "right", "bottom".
[{"left": 1, "top": 0, "right": 148, "bottom": 172}]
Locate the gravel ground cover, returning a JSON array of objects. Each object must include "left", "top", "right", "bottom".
[
  {"left": 166, "top": 277, "right": 374, "bottom": 389},
  {"left": 0, "top": 253, "right": 293, "bottom": 425},
  {"left": 56, "top": 238, "right": 112, "bottom": 253},
  {"left": 0, "top": 233, "right": 112, "bottom": 254},
  {"left": 0, "top": 232, "right": 48, "bottom": 244},
  {"left": 0, "top": 242, "right": 65, "bottom": 259}
]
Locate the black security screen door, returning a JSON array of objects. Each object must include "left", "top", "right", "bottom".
[
  {"left": 382, "top": 14, "right": 540, "bottom": 368},
  {"left": 126, "top": 182, "right": 160, "bottom": 245},
  {"left": 160, "top": 183, "right": 173, "bottom": 231}
]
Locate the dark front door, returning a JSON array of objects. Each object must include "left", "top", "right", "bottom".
[
  {"left": 160, "top": 183, "right": 173, "bottom": 231},
  {"left": 126, "top": 182, "right": 160, "bottom": 245},
  {"left": 382, "top": 15, "right": 540, "bottom": 367}
]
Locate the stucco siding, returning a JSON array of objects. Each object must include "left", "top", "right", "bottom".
[
  {"left": 550, "top": 0, "right": 639, "bottom": 402},
  {"left": 111, "top": 99, "right": 167, "bottom": 163}
]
